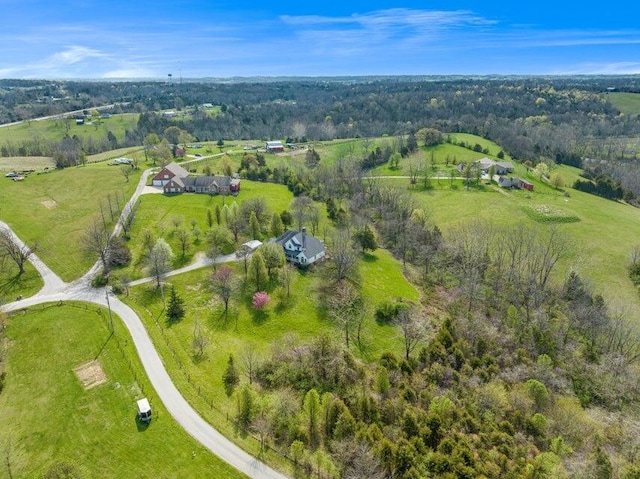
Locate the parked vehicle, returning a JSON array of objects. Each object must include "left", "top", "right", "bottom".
[
  {"left": 5, "top": 171, "right": 18, "bottom": 178},
  {"left": 137, "top": 398, "right": 152, "bottom": 422}
]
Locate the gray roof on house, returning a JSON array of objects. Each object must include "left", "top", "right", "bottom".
[
  {"left": 163, "top": 162, "right": 190, "bottom": 178},
  {"left": 275, "top": 230, "right": 325, "bottom": 259},
  {"left": 474, "top": 158, "right": 513, "bottom": 171}
]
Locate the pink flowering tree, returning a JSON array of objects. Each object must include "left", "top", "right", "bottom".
[{"left": 252, "top": 291, "right": 270, "bottom": 309}]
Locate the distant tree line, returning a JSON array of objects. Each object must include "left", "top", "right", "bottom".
[{"left": 3, "top": 77, "right": 640, "bottom": 168}]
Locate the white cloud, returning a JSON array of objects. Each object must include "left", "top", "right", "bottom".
[
  {"left": 47, "top": 46, "right": 106, "bottom": 65},
  {"left": 557, "top": 62, "right": 640, "bottom": 75}
]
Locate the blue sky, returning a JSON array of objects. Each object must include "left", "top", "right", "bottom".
[{"left": 1, "top": 0, "right": 639, "bottom": 78}]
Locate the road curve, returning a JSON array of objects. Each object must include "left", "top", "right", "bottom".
[{"left": 0, "top": 173, "right": 289, "bottom": 479}]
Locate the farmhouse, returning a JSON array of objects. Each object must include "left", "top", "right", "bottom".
[
  {"left": 274, "top": 229, "right": 326, "bottom": 266},
  {"left": 475, "top": 158, "right": 514, "bottom": 174},
  {"left": 152, "top": 162, "right": 240, "bottom": 195},
  {"left": 493, "top": 175, "right": 519, "bottom": 188},
  {"left": 265, "top": 141, "right": 284, "bottom": 153}
]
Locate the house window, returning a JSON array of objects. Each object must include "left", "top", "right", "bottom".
[{"left": 164, "top": 174, "right": 168, "bottom": 179}]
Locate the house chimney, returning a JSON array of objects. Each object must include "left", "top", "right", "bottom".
[{"left": 301, "top": 227, "right": 306, "bottom": 249}]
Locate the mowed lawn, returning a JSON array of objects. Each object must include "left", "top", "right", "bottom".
[
  {"left": 118, "top": 180, "right": 296, "bottom": 280},
  {"left": 0, "top": 260, "right": 43, "bottom": 302},
  {"left": 0, "top": 303, "right": 245, "bottom": 479},
  {"left": 0, "top": 113, "right": 139, "bottom": 144},
  {"left": 0, "top": 163, "right": 142, "bottom": 281}
]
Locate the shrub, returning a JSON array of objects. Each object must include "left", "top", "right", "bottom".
[
  {"left": 375, "top": 300, "right": 409, "bottom": 324},
  {"left": 91, "top": 273, "right": 108, "bottom": 287},
  {"left": 252, "top": 291, "right": 270, "bottom": 309}
]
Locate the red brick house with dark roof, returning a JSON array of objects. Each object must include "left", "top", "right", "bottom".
[
  {"left": 152, "top": 162, "right": 240, "bottom": 195},
  {"left": 151, "top": 162, "right": 190, "bottom": 186}
]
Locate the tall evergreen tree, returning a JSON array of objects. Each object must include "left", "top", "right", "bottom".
[{"left": 166, "top": 286, "right": 185, "bottom": 323}]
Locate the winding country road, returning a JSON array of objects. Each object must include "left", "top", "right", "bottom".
[{"left": 0, "top": 170, "right": 288, "bottom": 479}]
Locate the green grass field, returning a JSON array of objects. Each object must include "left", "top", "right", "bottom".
[
  {"left": 120, "top": 245, "right": 419, "bottom": 470},
  {"left": 0, "top": 163, "right": 142, "bottom": 282},
  {"left": 411, "top": 164, "right": 640, "bottom": 316},
  {"left": 0, "top": 303, "right": 245, "bottom": 479},
  {"left": 604, "top": 92, "right": 640, "bottom": 116},
  {"left": 0, "top": 114, "right": 139, "bottom": 144},
  {"left": 87, "top": 147, "right": 145, "bottom": 164},
  {"left": 0, "top": 260, "right": 43, "bottom": 303}
]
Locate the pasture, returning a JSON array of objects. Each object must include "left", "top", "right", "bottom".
[
  {"left": 0, "top": 113, "right": 139, "bottom": 144},
  {"left": 605, "top": 92, "right": 640, "bottom": 116},
  {"left": 0, "top": 162, "right": 141, "bottom": 282},
  {"left": 0, "top": 303, "right": 244, "bottom": 479},
  {"left": 412, "top": 163, "right": 640, "bottom": 316}
]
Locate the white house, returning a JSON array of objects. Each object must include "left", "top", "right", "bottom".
[{"left": 274, "top": 229, "right": 326, "bottom": 266}]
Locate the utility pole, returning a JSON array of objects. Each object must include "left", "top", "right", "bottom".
[{"left": 105, "top": 289, "right": 114, "bottom": 334}]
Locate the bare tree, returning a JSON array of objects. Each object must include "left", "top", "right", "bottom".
[
  {"left": 119, "top": 199, "right": 139, "bottom": 239},
  {"left": 335, "top": 440, "right": 386, "bottom": 479},
  {"left": 290, "top": 196, "right": 315, "bottom": 230},
  {"left": 211, "top": 266, "right": 236, "bottom": 318},
  {"left": 396, "top": 305, "right": 429, "bottom": 360},
  {"left": 175, "top": 228, "right": 191, "bottom": 258},
  {"left": 192, "top": 318, "right": 209, "bottom": 360},
  {"left": 326, "top": 280, "right": 363, "bottom": 349},
  {"left": 280, "top": 263, "right": 295, "bottom": 298},
  {"left": 241, "top": 346, "right": 260, "bottom": 385},
  {"left": 82, "top": 219, "right": 112, "bottom": 273},
  {"left": 327, "top": 229, "right": 359, "bottom": 282},
  {"left": 0, "top": 228, "right": 36, "bottom": 276}
]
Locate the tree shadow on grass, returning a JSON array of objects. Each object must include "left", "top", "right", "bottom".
[
  {"left": 0, "top": 271, "right": 38, "bottom": 300},
  {"left": 210, "top": 306, "right": 238, "bottom": 331},
  {"left": 354, "top": 335, "right": 377, "bottom": 362},
  {"left": 138, "top": 284, "right": 164, "bottom": 305},
  {"left": 274, "top": 294, "right": 295, "bottom": 314},
  {"left": 251, "top": 309, "right": 269, "bottom": 325},
  {"left": 362, "top": 252, "right": 378, "bottom": 263}
]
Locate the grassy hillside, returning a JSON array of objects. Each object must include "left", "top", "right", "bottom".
[
  {"left": 0, "top": 163, "right": 141, "bottom": 281},
  {"left": 0, "top": 303, "right": 244, "bottom": 479},
  {"left": 0, "top": 156, "right": 55, "bottom": 174},
  {"left": 411, "top": 163, "right": 640, "bottom": 316},
  {"left": 0, "top": 113, "right": 139, "bottom": 144},
  {"left": 121, "top": 247, "right": 419, "bottom": 469},
  {"left": 605, "top": 91, "right": 640, "bottom": 115}
]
